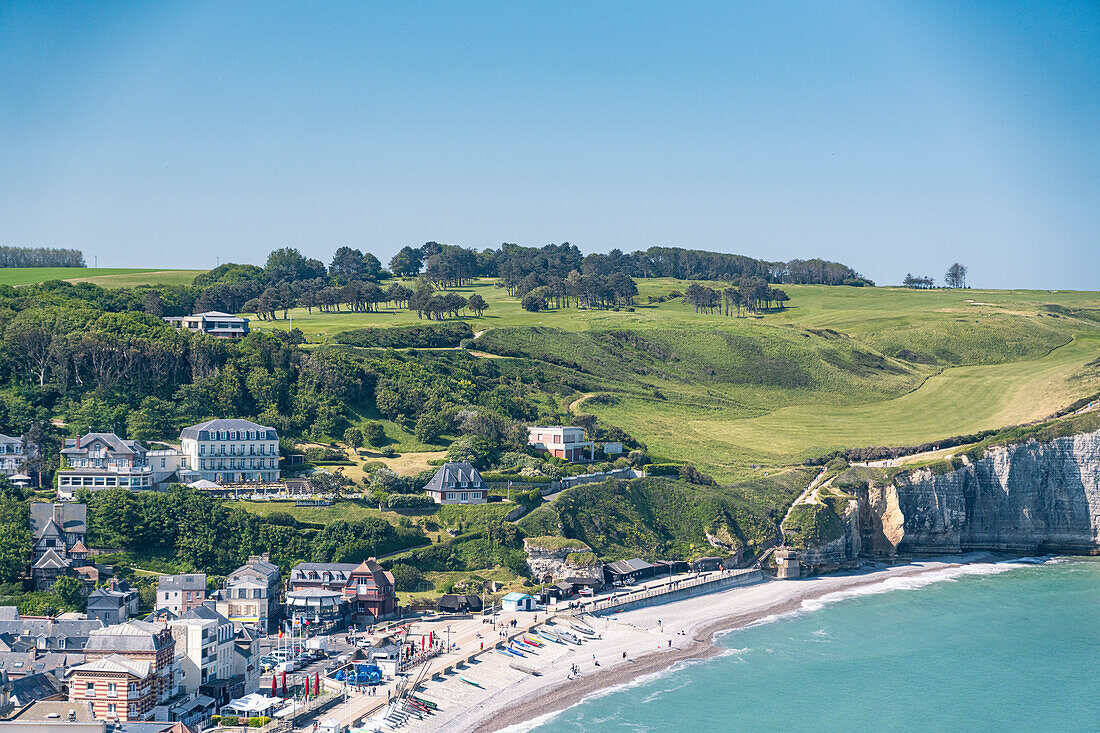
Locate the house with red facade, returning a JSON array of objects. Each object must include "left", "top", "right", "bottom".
[
  {"left": 288, "top": 559, "right": 397, "bottom": 625},
  {"left": 67, "top": 654, "right": 155, "bottom": 721},
  {"left": 81, "top": 621, "right": 178, "bottom": 708}
]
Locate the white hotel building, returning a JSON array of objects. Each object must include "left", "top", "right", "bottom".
[{"left": 176, "top": 419, "right": 280, "bottom": 485}]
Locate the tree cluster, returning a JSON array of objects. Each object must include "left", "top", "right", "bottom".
[
  {"left": 683, "top": 278, "right": 789, "bottom": 316},
  {"left": 902, "top": 274, "right": 936, "bottom": 289},
  {"left": 0, "top": 246, "right": 85, "bottom": 268}
]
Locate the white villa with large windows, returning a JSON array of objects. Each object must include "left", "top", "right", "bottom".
[
  {"left": 0, "top": 433, "right": 26, "bottom": 478},
  {"left": 177, "top": 419, "right": 280, "bottom": 485},
  {"left": 58, "top": 433, "right": 153, "bottom": 497}
]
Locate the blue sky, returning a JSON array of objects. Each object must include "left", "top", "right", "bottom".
[{"left": 1, "top": 2, "right": 1097, "bottom": 288}]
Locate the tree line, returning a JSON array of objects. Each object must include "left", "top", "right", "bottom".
[{"left": 0, "top": 246, "right": 85, "bottom": 268}]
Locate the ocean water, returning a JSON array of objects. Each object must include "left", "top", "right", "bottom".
[{"left": 524, "top": 559, "right": 1100, "bottom": 732}]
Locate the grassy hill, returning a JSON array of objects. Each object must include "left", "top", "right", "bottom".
[
  {"left": 0, "top": 267, "right": 203, "bottom": 288},
  {"left": 244, "top": 279, "right": 1100, "bottom": 479}
]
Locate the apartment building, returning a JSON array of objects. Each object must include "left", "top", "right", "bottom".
[
  {"left": 163, "top": 312, "right": 249, "bottom": 338},
  {"left": 67, "top": 654, "right": 155, "bottom": 722},
  {"left": 57, "top": 434, "right": 152, "bottom": 498},
  {"left": 82, "top": 622, "right": 178, "bottom": 706},
  {"left": 215, "top": 554, "right": 280, "bottom": 632},
  {"left": 527, "top": 426, "right": 593, "bottom": 462},
  {"left": 156, "top": 575, "right": 208, "bottom": 617},
  {"left": 176, "top": 419, "right": 280, "bottom": 485}
]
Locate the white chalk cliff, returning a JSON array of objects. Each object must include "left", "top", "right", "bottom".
[{"left": 851, "top": 429, "right": 1100, "bottom": 557}]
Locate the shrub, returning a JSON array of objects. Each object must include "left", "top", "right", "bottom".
[
  {"left": 343, "top": 427, "right": 363, "bottom": 448},
  {"left": 643, "top": 463, "right": 679, "bottom": 476},
  {"left": 390, "top": 563, "right": 424, "bottom": 591},
  {"left": 363, "top": 421, "right": 386, "bottom": 446}
]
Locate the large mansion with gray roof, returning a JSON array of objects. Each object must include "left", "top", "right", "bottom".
[{"left": 176, "top": 419, "right": 279, "bottom": 485}]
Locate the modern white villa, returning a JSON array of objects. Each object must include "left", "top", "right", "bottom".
[
  {"left": 527, "top": 425, "right": 594, "bottom": 462},
  {"left": 164, "top": 311, "right": 250, "bottom": 338}
]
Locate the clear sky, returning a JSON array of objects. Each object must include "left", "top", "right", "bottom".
[{"left": 1, "top": 2, "right": 1097, "bottom": 288}]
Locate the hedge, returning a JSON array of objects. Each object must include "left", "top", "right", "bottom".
[
  {"left": 481, "top": 472, "right": 552, "bottom": 484},
  {"left": 387, "top": 494, "right": 436, "bottom": 509},
  {"left": 643, "top": 463, "right": 679, "bottom": 476},
  {"left": 336, "top": 321, "right": 474, "bottom": 349}
]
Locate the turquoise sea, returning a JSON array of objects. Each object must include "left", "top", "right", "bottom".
[{"left": 523, "top": 559, "right": 1100, "bottom": 732}]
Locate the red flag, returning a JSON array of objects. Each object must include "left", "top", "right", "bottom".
[
  {"left": 314, "top": 671, "right": 320, "bottom": 696},
  {"left": 281, "top": 670, "right": 287, "bottom": 697},
  {"left": 271, "top": 676, "right": 277, "bottom": 695}
]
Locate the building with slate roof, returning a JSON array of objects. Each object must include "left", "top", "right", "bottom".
[
  {"left": 423, "top": 462, "right": 487, "bottom": 505},
  {"left": 28, "top": 504, "right": 90, "bottom": 591},
  {"left": 604, "top": 558, "right": 660, "bottom": 585},
  {"left": 155, "top": 575, "right": 207, "bottom": 618},
  {"left": 83, "top": 622, "right": 177, "bottom": 706},
  {"left": 0, "top": 618, "right": 104, "bottom": 654},
  {"left": 86, "top": 582, "right": 140, "bottom": 626},
  {"left": 215, "top": 554, "right": 280, "bottom": 632},
  {"left": 0, "top": 434, "right": 27, "bottom": 481},
  {"left": 176, "top": 419, "right": 279, "bottom": 486},
  {"left": 287, "top": 559, "right": 396, "bottom": 625},
  {"left": 67, "top": 654, "right": 155, "bottom": 721},
  {"left": 7, "top": 671, "right": 63, "bottom": 706},
  {"left": 58, "top": 434, "right": 152, "bottom": 498}
]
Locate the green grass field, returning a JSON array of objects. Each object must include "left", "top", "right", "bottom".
[
  {"left": 247, "top": 278, "right": 1100, "bottom": 479},
  {"left": 0, "top": 267, "right": 203, "bottom": 288}
]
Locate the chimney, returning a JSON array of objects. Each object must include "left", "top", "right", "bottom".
[
  {"left": 53, "top": 503, "right": 63, "bottom": 527},
  {"left": 76, "top": 435, "right": 80, "bottom": 449}
]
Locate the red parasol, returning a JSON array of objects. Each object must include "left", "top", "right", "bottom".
[
  {"left": 281, "top": 670, "right": 287, "bottom": 697},
  {"left": 271, "top": 675, "right": 277, "bottom": 696},
  {"left": 314, "top": 671, "right": 320, "bottom": 696}
]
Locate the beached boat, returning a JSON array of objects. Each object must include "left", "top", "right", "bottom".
[
  {"left": 570, "top": 622, "right": 596, "bottom": 635},
  {"left": 409, "top": 695, "right": 439, "bottom": 711},
  {"left": 537, "top": 629, "right": 566, "bottom": 644},
  {"left": 557, "top": 630, "right": 583, "bottom": 644},
  {"left": 458, "top": 675, "right": 483, "bottom": 688},
  {"left": 509, "top": 661, "right": 542, "bottom": 676},
  {"left": 522, "top": 635, "right": 546, "bottom": 646}
]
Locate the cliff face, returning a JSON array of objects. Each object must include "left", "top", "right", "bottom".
[{"left": 864, "top": 429, "right": 1100, "bottom": 555}]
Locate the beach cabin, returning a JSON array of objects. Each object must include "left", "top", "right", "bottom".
[
  {"left": 437, "top": 594, "right": 483, "bottom": 614},
  {"left": 604, "top": 558, "right": 659, "bottom": 585},
  {"left": 501, "top": 592, "right": 536, "bottom": 612},
  {"left": 317, "top": 719, "right": 344, "bottom": 733}
]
